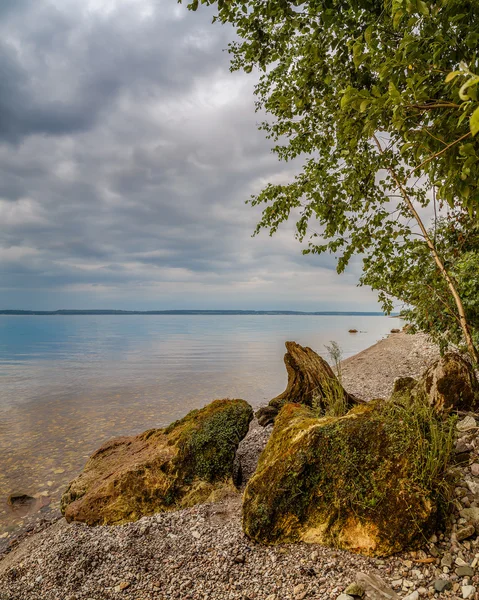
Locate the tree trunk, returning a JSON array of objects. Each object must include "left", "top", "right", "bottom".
[
  {"left": 372, "top": 134, "right": 479, "bottom": 365},
  {"left": 256, "top": 341, "right": 364, "bottom": 426}
]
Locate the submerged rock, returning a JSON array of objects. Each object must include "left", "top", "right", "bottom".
[
  {"left": 61, "top": 398, "right": 253, "bottom": 525},
  {"left": 242, "top": 397, "right": 455, "bottom": 556},
  {"left": 7, "top": 494, "right": 35, "bottom": 508}
]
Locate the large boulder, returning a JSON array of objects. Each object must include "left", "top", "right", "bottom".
[
  {"left": 242, "top": 398, "right": 455, "bottom": 556},
  {"left": 416, "top": 353, "right": 478, "bottom": 413},
  {"left": 61, "top": 399, "right": 253, "bottom": 525}
]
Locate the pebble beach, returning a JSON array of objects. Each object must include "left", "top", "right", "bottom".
[{"left": 3, "top": 332, "right": 479, "bottom": 600}]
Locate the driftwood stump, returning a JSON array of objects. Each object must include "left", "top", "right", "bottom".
[{"left": 256, "top": 341, "right": 363, "bottom": 426}]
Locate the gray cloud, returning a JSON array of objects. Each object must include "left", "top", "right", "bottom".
[{"left": 0, "top": 0, "right": 381, "bottom": 311}]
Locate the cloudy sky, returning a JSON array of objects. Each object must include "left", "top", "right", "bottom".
[{"left": 0, "top": 0, "right": 384, "bottom": 311}]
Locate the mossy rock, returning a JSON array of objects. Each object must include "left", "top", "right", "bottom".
[
  {"left": 416, "top": 352, "right": 478, "bottom": 413},
  {"left": 61, "top": 399, "right": 253, "bottom": 525},
  {"left": 242, "top": 398, "right": 455, "bottom": 557}
]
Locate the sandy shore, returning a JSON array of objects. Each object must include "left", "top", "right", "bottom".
[{"left": 1, "top": 331, "right": 459, "bottom": 600}]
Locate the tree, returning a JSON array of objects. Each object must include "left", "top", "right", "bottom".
[
  {"left": 364, "top": 209, "right": 479, "bottom": 353},
  {"left": 184, "top": 0, "right": 479, "bottom": 362}
]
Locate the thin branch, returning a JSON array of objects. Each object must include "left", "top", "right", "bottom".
[
  {"left": 406, "top": 102, "right": 461, "bottom": 110},
  {"left": 421, "top": 127, "right": 448, "bottom": 147},
  {"left": 411, "top": 132, "right": 471, "bottom": 174}
]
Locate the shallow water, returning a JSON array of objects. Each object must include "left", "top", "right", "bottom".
[{"left": 0, "top": 314, "right": 395, "bottom": 539}]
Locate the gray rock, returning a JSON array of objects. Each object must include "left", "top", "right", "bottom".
[
  {"left": 441, "top": 554, "right": 453, "bottom": 568},
  {"left": 403, "top": 592, "right": 419, "bottom": 600},
  {"left": 457, "top": 416, "right": 477, "bottom": 432},
  {"left": 354, "top": 573, "right": 400, "bottom": 600},
  {"left": 434, "top": 579, "right": 452, "bottom": 593},
  {"left": 456, "top": 524, "right": 476, "bottom": 541},
  {"left": 471, "top": 463, "right": 479, "bottom": 477},
  {"left": 337, "top": 595, "right": 355, "bottom": 600},
  {"left": 466, "top": 480, "right": 479, "bottom": 496},
  {"left": 456, "top": 566, "right": 474, "bottom": 577},
  {"left": 456, "top": 439, "right": 474, "bottom": 454},
  {"left": 460, "top": 507, "right": 479, "bottom": 521},
  {"left": 462, "top": 585, "right": 476, "bottom": 599}
]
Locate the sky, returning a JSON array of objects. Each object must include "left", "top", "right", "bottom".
[{"left": 0, "top": 0, "right": 386, "bottom": 311}]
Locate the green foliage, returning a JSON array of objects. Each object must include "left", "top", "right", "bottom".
[
  {"left": 364, "top": 212, "right": 479, "bottom": 353},
  {"left": 447, "top": 64, "right": 479, "bottom": 137},
  {"left": 380, "top": 392, "right": 456, "bottom": 494},
  {"left": 184, "top": 0, "right": 479, "bottom": 352}
]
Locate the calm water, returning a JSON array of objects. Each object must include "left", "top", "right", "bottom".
[{"left": 0, "top": 314, "right": 394, "bottom": 540}]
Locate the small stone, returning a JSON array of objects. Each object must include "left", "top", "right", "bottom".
[
  {"left": 234, "top": 555, "right": 245, "bottom": 564},
  {"left": 337, "top": 595, "right": 354, "bottom": 600},
  {"left": 417, "top": 587, "right": 427, "bottom": 596},
  {"left": 265, "top": 595, "right": 276, "bottom": 600},
  {"left": 293, "top": 583, "right": 305, "bottom": 596},
  {"left": 460, "top": 507, "right": 479, "bottom": 521},
  {"left": 191, "top": 530, "right": 201, "bottom": 539},
  {"left": 457, "top": 440, "right": 473, "bottom": 455},
  {"left": 456, "top": 566, "right": 475, "bottom": 577},
  {"left": 467, "top": 480, "right": 479, "bottom": 496},
  {"left": 344, "top": 583, "right": 365, "bottom": 597},
  {"left": 403, "top": 592, "right": 419, "bottom": 600},
  {"left": 472, "top": 464, "right": 479, "bottom": 477},
  {"left": 411, "top": 569, "right": 422, "bottom": 579},
  {"left": 457, "top": 416, "right": 477, "bottom": 432},
  {"left": 434, "top": 579, "right": 452, "bottom": 593},
  {"left": 310, "top": 551, "right": 319, "bottom": 561},
  {"left": 457, "top": 525, "right": 476, "bottom": 541},
  {"left": 391, "top": 579, "right": 403, "bottom": 588},
  {"left": 441, "top": 553, "right": 453, "bottom": 567},
  {"left": 456, "top": 557, "right": 469, "bottom": 567},
  {"left": 114, "top": 581, "right": 131, "bottom": 593},
  {"left": 462, "top": 585, "right": 476, "bottom": 599},
  {"left": 355, "top": 573, "right": 400, "bottom": 600}
]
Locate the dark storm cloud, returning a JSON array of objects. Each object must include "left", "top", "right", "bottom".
[{"left": 0, "top": 0, "right": 380, "bottom": 310}]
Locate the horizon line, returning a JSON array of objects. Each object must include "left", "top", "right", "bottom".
[{"left": 0, "top": 309, "right": 397, "bottom": 316}]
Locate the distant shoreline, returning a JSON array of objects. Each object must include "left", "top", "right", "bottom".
[{"left": 0, "top": 309, "right": 394, "bottom": 316}]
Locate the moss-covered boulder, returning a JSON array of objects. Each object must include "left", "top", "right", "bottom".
[
  {"left": 416, "top": 353, "right": 478, "bottom": 413},
  {"left": 61, "top": 399, "right": 253, "bottom": 525},
  {"left": 242, "top": 398, "right": 455, "bottom": 556}
]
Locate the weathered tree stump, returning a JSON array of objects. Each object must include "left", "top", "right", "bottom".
[{"left": 256, "top": 341, "right": 363, "bottom": 426}]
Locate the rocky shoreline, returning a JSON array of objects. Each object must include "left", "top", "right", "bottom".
[{"left": 2, "top": 332, "right": 479, "bottom": 600}]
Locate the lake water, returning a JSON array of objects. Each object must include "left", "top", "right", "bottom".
[{"left": 0, "top": 314, "right": 395, "bottom": 541}]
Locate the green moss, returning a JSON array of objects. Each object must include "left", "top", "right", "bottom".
[
  {"left": 242, "top": 395, "right": 456, "bottom": 556},
  {"left": 181, "top": 399, "right": 253, "bottom": 482}
]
